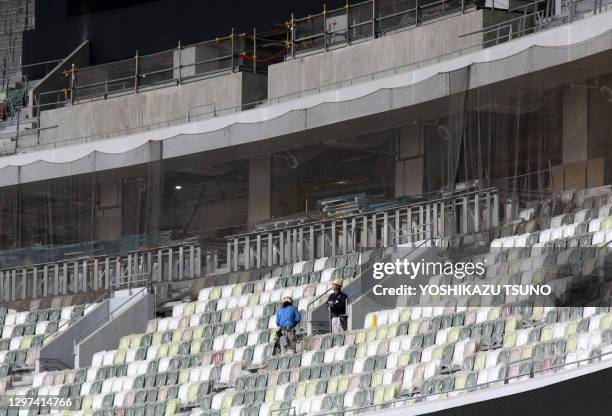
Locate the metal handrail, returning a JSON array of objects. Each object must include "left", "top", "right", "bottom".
[
  {"left": 392, "top": 222, "right": 434, "bottom": 242},
  {"left": 42, "top": 288, "right": 113, "bottom": 344},
  {"left": 306, "top": 223, "right": 437, "bottom": 333},
  {"left": 347, "top": 224, "right": 438, "bottom": 307},
  {"left": 228, "top": 187, "right": 496, "bottom": 239},
  {"left": 71, "top": 286, "right": 148, "bottom": 348},
  {"left": 109, "top": 271, "right": 151, "bottom": 291},
  {"left": 37, "top": 357, "right": 72, "bottom": 372},
  {"left": 0, "top": 239, "right": 198, "bottom": 274}
]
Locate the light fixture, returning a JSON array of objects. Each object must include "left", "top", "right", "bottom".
[{"left": 174, "top": 185, "right": 182, "bottom": 190}]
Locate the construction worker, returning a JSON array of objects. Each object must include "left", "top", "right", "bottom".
[
  {"left": 274, "top": 296, "right": 301, "bottom": 354},
  {"left": 328, "top": 279, "right": 348, "bottom": 333}
]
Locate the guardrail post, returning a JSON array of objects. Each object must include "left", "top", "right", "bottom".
[
  {"left": 32, "top": 267, "right": 37, "bottom": 299},
  {"left": 21, "top": 268, "right": 26, "bottom": 299},
  {"left": 298, "top": 227, "right": 304, "bottom": 261},
  {"left": 253, "top": 28, "right": 257, "bottom": 74},
  {"left": 345, "top": 1, "right": 350, "bottom": 44},
  {"left": 264, "top": 233, "right": 271, "bottom": 266},
  {"left": 233, "top": 238, "right": 239, "bottom": 270},
  {"left": 195, "top": 246, "right": 202, "bottom": 276},
  {"left": 134, "top": 50, "right": 139, "bottom": 93},
  {"left": 69, "top": 63, "right": 75, "bottom": 104},
  {"left": 492, "top": 192, "right": 499, "bottom": 227},
  {"left": 61, "top": 263, "right": 67, "bottom": 295},
  {"left": 226, "top": 240, "right": 232, "bottom": 271},
  {"left": 43, "top": 266, "right": 48, "bottom": 297},
  {"left": 178, "top": 246, "right": 184, "bottom": 280},
  {"left": 82, "top": 260, "right": 87, "bottom": 292},
  {"left": 291, "top": 14, "right": 296, "bottom": 57},
  {"left": 308, "top": 226, "right": 315, "bottom": 259},
  {"left": 323, "top": 4, "right": 328, "bottom": 51},
  {"left": 244, "top": 236, "right": 251, "bottom": 270},
  {"left": 351, "top": 217, "right": 357, "bottom": 252},
  {"left": 462, "top": 196, "right": 468, "bottom": 234},
  {"left": 342, "top": 220, "right": 348, "bottom": 254},
  {"left": 382, "top": 212, "right": 389, "bottom": 247},
  {"left": 372, "top": 0, "right": 376, "bottom": 36},
  {"left": 256, "top": 235, "right": 262, "bottom": 268},
  {"left": 474, "top": 192, "right": 480, "bottom": 232},
  {"left": 433, "top": 203, "right": 438, "bottom": 238},
  {"left": 231, "top": 28, "right": 235, "bottom": 72},
  {"left": 418, "top": 206, "right": 424, "bottom": 240},
  {"left": 319, "top": 224, "right": 326, "bottom": 257},
  {"left": 177, "top": 41, "right": 182, "bottom": 85}
]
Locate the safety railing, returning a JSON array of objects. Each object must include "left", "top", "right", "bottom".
[
  {"left": 306, "top": 222, "right": 438, "bottom": 334},
  {"left": 37, "top": 357, "right": 71, "bottom": 372},
  {"left": 33, "top": 29, "right": 286, "bottom": 111},
  {"left": 226, "top": 187, "right": 498, "bottom": 271},
  {"left": 0, "top": 241, "right": 201, "bottom": 302},
  {"left": 289, "top": 0, "right": 480, "bottom": 56}
]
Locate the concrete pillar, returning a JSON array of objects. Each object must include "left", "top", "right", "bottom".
[
  {"left": 562, "top": 86, "right": 588, "bottom": 164},
  {"left": 395, "top": 125, "right": 424, "bottom": 197},
  {"left": 272, "top": 156, "right": 299, "bottom": 217},
  {"left": 561, "top": 81, "right": 612, "bottom": 188},
  {"left": 95, "top": 172, "right": 122, "bottom": 241},
  {"left": 587, "top": 81, "right": 612, "bottom": 161},
  {"left": 248, "top": 155, "right": 272, "bottom": 225}
]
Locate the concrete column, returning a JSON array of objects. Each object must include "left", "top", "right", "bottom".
[
  {"left": 562, "top": 86, "right": 588, "bottom": 164},
  {"left": 248, "top": 155, "right": 272, "bottom": 225},
  {"left": 95, "top": 173, "right": 122, "bottom": 241},
  {"left": 395, "top": 125, "right": 424, "bottom": 198},
  {"left": 561, "top": 81, "right": 612, "bottom": 188},
  {"left": 272, "top": 156, "right": 299, "bottom": 217},
  {"left": 587, "top": 80, "right": 612, "bottom": 161}
]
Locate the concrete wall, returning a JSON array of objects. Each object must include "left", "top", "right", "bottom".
[
  {"left": 268, "top": 10, "right": 509, "bottom": 99},
  {"left": 76, "top": 290, "right": 154, "bottom": 368},
  {"left": 38, "top": 71, "right": 267, "bottom": 145}
]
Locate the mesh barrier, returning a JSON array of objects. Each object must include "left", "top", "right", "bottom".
[
  {"left": 349, "top": 1, "right": 376, "bottom": 40},
  {"left": 192, "top": 37, "right": 240, "bottom": 75},
  {"left": 138, "top": 50, "right": 175, "bottom": 89},
  {"left": 294, "top": 14, "right": 326, "bottom": 54},
  {"left": 326, "top": 8, "right": 351, "bottom": 48},
  {"left": 377, "top": 0, "right": 417, "bottom": 32},
  {"left": 291, "top": 0, "right": 480, "bottom": 54},
  {"left": 74, "top": 58, "right": 137, "bottom": 100},
  {"left": 40, "top": 36, "right": 248, "bottom": 106}
]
